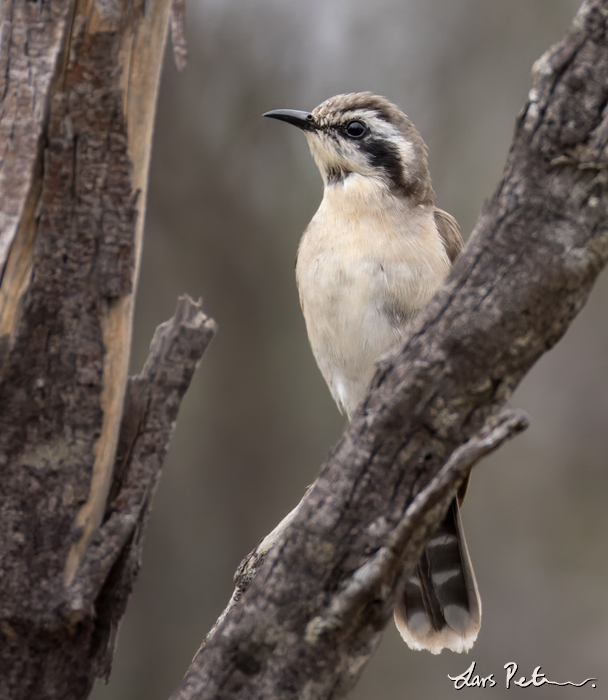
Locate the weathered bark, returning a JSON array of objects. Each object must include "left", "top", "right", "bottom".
[
  {"left": 170, "top": 1, "right": 608, "bottom": 698},
  {"left": 0, "top": 1, "right": 217, "bottom": 699}
]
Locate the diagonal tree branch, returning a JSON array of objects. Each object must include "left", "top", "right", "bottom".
[
  {"left": 293, "top": 409, "right": 528, "bottom": 644},
  {"left": 169, "top": 1, "right": 608, "bottom": 698}
]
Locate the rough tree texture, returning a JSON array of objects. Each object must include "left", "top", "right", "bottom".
[
  {"left": 0, "top": 1, "right": 217, "bottom": 699},
  {"left": 170, "top": 2, "right": 608, "bottom": 699}
]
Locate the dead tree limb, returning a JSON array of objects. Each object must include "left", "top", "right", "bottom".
[
  {"left": 170, "top": 2, "right": 608, "bottom": 698},
  {"left": 0, "top": 1, "right": 215, "bottom": 699}
]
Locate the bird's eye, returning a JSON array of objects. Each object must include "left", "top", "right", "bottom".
[{"left": 344, "top": 120, "right": 366, "bottom": 138}]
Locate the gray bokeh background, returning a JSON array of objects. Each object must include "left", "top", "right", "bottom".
[{"left": 92, "top": 1, "right": 607, "bottom": 698}]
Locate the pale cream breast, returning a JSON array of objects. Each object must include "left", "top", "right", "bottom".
[{"left": 296, "top": 174, "right": 450, "bottom": 416}]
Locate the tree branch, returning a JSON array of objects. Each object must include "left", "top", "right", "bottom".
[
  {"left": 170, "top": 1, "right": 608, "bottom": 698},
  {"left": 66, "top": 296, "right": 216, "bottom": 679},
  {"left": 170, "top": 0, "right": 188, "bottom": 71},
  {"left": 292, "top": 409, "right": 528, "bottom": 644}
]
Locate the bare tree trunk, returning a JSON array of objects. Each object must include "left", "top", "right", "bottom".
[
  {"left": 169, "top": 1, "right": 608, "bottom": 698},
  {"left": 0, "top": 1, "right": 215, "bottom": 699}
]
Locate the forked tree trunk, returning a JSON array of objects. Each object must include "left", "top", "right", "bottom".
[{"left": 0, "top": 1, "right": 215, "bottom": 698}]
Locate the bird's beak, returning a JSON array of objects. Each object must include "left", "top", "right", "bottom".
[{"left": 263, "top": 109, "right": 318, "bottom": 132}]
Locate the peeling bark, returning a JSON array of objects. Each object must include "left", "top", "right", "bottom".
[{"left": 0, "top": 1, "right": 216, "bottom": 698}]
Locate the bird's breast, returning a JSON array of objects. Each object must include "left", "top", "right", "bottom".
[{"left": 296, "top": 183, "right": 450, "bottom": 415}]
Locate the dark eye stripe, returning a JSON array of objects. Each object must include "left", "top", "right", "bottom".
[{"left": 359, "top": 138, "right": 407, "bottom": 193}]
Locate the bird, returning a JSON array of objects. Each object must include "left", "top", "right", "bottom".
[{"left": 264, "top": 92, "right": 480, "bottom": 654}]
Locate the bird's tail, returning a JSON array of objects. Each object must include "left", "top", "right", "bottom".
[{"left": 394, "top": 499, "right": 481, "bottom": 654}]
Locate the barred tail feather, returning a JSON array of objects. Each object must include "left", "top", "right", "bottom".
[{"left": 394, "top": 499, "right": 481, "bottom": 654}]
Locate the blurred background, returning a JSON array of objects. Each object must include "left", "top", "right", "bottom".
[{"left": 91, "top": 1, "right": 607, "bottom": 698}]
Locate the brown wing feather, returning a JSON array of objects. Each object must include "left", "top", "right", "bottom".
[
  {"left": 434, "top": 209, "right": 466, "bottom": 506},
  {"left": 434, "top": 207, "right": 469, "bottom": 505},
  {"left": 434, "top": 207, "right": 464, "bottom": 263}
]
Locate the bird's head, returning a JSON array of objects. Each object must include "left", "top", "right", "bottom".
[{"left": 264, "top": 92, "right": 434, "bottom": 203}]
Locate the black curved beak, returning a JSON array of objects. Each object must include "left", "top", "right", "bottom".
[{"left": 263, "top": 109, "right": 318, "bottom": 132}]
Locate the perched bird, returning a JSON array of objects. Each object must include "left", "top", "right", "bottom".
[{"left": 264, "top": 92, "right": 480, "bottom": 654}]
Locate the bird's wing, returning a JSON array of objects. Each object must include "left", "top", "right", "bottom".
[
  {"left": 434, "top": 207, "right": 464, "bottom": 263},
  {"left": 434, "top": 206, "right": 469, "bottom": 505}
]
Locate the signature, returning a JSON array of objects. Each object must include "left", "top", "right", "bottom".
[{"left": 448, "top": 661, "right": 597, "bottom": 689}]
